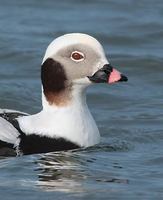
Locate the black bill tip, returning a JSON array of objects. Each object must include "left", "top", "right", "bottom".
[{"left": 118, "top": 74, "right": 128, "bottom": 82}]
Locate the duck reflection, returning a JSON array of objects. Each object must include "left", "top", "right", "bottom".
[
  {"left": 35, "top": 151, "right": 87, "bottom": 192},
  {"left": 35, "top": 144, "right": 129, "bottom": 192}
]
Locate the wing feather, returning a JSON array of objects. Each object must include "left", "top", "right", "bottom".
[{"left": 0, "top": 117, "right": 20, "bottom": 145}]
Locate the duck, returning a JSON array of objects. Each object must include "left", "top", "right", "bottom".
[{"left": 0, "top": 33, "right": 128, "bottom": 156}]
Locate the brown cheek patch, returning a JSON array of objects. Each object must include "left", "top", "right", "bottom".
[{"left": 41, "top": 58, "right": 71, "bottom": 106}]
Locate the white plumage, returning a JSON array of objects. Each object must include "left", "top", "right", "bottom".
[{"left": 0, "top": 117, "right": 19, "bottom": 144}]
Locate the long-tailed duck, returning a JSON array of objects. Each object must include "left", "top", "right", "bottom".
[{"left": 0, "top": 33, "right": 127, "bottom": 156}]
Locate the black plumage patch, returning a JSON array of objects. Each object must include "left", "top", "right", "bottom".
[
  {"left": 41, "top": 58, "right": 67, "bottom": 93},
  {"left": 41, "top": 58, "right": 69, "bottom": 105},
  {"left": 19, "top": 134, "right": 80, "bottom": 155},
  {"left": 0, "top": 112, "right": 27, "bottom": 125},
  {"left": 0, "top": 140, "right": 16, "bottom": 156}
]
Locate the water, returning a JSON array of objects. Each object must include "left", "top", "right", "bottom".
[{"left": 0, "top": 0, "right": 163, "bottom": 199}]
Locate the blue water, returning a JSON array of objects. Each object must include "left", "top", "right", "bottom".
[{"left": 0, "top": 0, "right": 163, "bottom": 199}]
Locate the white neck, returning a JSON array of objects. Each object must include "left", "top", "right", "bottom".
[{"left": 18, "top": 83, "right": 100, "bottom": 147}]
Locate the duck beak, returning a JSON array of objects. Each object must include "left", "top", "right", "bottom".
[{"left": 88, "top": 64, "right": 128, "bottom": 84}]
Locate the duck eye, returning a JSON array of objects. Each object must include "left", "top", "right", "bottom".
[{"left": 71, "top": 51, "right": 85, "bottom": 62}]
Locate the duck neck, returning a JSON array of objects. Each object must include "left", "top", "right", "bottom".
[
  {"left": 19, "top": 85, "right": 100, "bottom": 147},
  {"left": 41, "top": 84, "right": 100, "bottom": 146},
  {"left": 41, "top": 84, "right": 87, "bottom": 112}
]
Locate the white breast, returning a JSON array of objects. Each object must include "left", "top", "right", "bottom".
[{"left": 18, "top": 86, "right": 100, "bottom": 147}]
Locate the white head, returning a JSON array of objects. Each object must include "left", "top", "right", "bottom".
[
  {"left": 17, "top": 33, "right": 128, "bottom": 147},
  {"left": 41, "top": 33, "right": 127, "bottom": 108}
]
